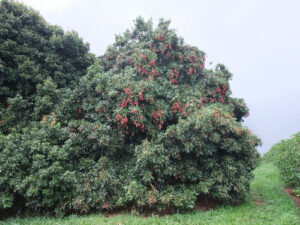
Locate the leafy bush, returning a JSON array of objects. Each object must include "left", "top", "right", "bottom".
[
  {"left": 264, "top": 132, "right": 300, "bottom": 194},
  {"left": 0, "top": 3, "right": 261, "bottom": 216},
  {"left": 0, "top": 121, "right": 75, "bottom": 213}
]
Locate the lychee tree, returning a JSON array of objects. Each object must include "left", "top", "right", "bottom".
[
  {"left": 56, "top": 17, "right": 260, "bottom": 212},
  {"left": 0, "top": 16, "right": 260, "bottom": 215}
]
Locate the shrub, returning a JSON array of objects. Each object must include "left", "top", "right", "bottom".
[
  {"left": 0, "top": 121, "right": 74, "bottom": 213},
  {"left": 0, "top": 12, "right": 261, "bottom": 215}
]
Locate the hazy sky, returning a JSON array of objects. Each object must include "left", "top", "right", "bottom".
[{"left": 20, "top": 0, "right": 300, "bottom": 154}]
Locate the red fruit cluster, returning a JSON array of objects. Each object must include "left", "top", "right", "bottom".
[
  {"left": 169, "top": 69, "right": 179, "bottom": 84},
  {"left": 116, "top": 114, "right": 128, "bottom": 130},
  {"left": 149, "top": 60, "right": 155, "bottom": 67},
  {"left": 102, "top": 202, "right": 108, "bottom": 209},
  {"left": 128, "top": 56, "right": 135, "bottom": 65},
  {"left": 140, "top": 53, "right": 147, "bottom": 61},
  {"left": 77, "top": 107, "right": 82, "bottom": 117},
  {"left": 152, "top": 109, "right": 164, "bottom": 129},
  {"left": 188, "top": 67, "right": 198, "bottom": 75},
  {"left": 207, "top": 83, "right": 230, "bottom": 104},
  {"left": 154, "top": 34, "right": 166, "bottom": 41},
  {"left": 124, "top": 88, "right": 132, "bottom": 95},
  {"left": 138, "top": 66, "right": 147, "bottom": 75},
  {"left": 172, "top": 102, "right": 183, "bottom": 113},
  {"left": 214, "top": 109, "right": 221, "bottom": 119},
  {"left": 139, "top": 91, "right": 144, "bottom": 101},
  {"left": 121, "top": 98, "right": 128, "bottom": 108},
  {"left": 133, "top": 114, "right": 145, "bottom": 131},
  {"left": 122, "top": 88, "right": 139, "bottom": 107}
]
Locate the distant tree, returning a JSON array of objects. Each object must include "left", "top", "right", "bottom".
[{"left": 264, "top": 132, "right": 300, "bottom": 197}]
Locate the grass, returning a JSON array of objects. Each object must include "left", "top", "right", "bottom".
[{"left": 1, "top": 161, "right": 299, "bottom": 225}]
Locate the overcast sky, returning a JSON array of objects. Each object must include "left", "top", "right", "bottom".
[{"left": 20, "top": 0, "right": 300, "bottom": 154}]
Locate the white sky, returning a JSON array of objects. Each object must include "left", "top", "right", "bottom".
[{"left": 20, "top": 0, "right": 300, "bottom": 154}]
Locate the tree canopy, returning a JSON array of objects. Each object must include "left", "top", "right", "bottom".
[
  {"left": 0, "top": 1, "right": 260, "bottom": 216},
  {"left": 0, "top": 0, "right": 95, "bottom": 134}
]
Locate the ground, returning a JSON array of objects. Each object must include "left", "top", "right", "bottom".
[{"left": 1, "top": 161, "right": 299, "bottom": 225}]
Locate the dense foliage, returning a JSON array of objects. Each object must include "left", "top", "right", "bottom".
[
  {"left": 0, "top": 1, "right": 260, "bottom": 216},
  {"left": 0, "top": 0, "right": 94, "bottom": 134},
  {"left": 264, "top": 132, "right": 300, "bottom": 197}
]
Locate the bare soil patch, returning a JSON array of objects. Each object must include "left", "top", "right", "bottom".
[
  {"left": 255, "top": 199, "right": 263, "bottom": 206},
  {"left": 104, "top": 196, "right": 223, "bottom": 218},
  {"left": 195, "top": 195, "right": 222, "bottom": 211},
  {"left": 284, "top": 188, "right": 300, "bottom": 208}
]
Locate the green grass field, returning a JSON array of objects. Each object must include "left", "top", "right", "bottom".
[{"left": 1, "top": 161, "right": 299, "bottom": 225}]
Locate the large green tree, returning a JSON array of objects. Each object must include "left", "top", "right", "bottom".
[
  {"left": 63, "top": 17, "right": 260, "bottom": 213},
  {"left": 0, "top": 0, "right": 94, "bottom": 133},
  {"left": 0, "top": 1, "right": 260, "bottom": 216},
  {"left": 0, "top": 16, "right": 260, "bottom": 215}
]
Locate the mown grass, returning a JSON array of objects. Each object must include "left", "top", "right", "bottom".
[{"left": 1, "top": 161, "right": 299, "bottom": 225}]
